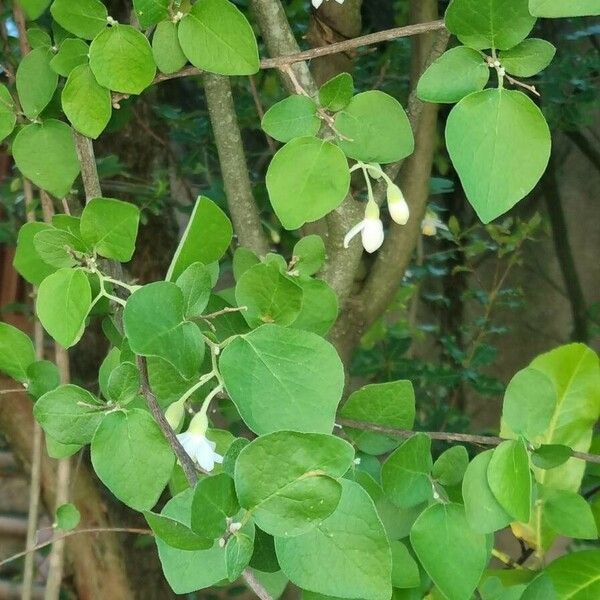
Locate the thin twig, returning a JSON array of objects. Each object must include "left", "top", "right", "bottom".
[
  {"left": 0, "top": 528, "right": 152, "bottom": 569},
  {"left": 111, "top": 19, "right": 447, "bottom": 104},
  {"left": 337, "top": 418, "right": 600, "bottom": 464}
]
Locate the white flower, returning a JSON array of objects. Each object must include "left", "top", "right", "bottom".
[
  {"left": 387, "top": 184, "right": 410, "bottom": 225},
  {"left": 177, "top": 430, "right": 224, "bottom": 472},
  {"left": 421, "top": 211, "right": 448, "bottom": 237},
  {"left": 176, "top": 411, "right": 222, "bottom": 472},
  {"left": 312, "top": 0, "right": 344, "bottom": 8},
  {"left": 344, "top": 202, "right": 385, "bottom": 253}
]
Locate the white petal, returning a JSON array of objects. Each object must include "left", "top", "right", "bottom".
[
  {"left": 343, "top": 220, "right": 366, "bottom": 249},
  {"left": 334, "top": 0, "right": 345, "bottom": 4},
  {"left": 312, "top": 0, "right": 324, "bottom": 8},
  {"left": 213, "top": 452, "right": 224, "bottom": 465},
  {"left": 361, "top": 218, "right": 384, "bottom": 253},
  {"left": 194, "top": 437, "right": 218, "bottom": 472}
]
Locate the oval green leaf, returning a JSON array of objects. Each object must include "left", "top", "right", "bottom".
[
  {"left": 266, "top": 136, "right": 350, "bottom": 230},
  {"left": 445, "top": 88, "right": 551, "bottom": 223}
]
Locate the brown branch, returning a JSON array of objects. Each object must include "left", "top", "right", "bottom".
[
  {"left": 73, "top": 133, "right": 102, "bottom": 200},
  {"left": 136, "top": 356, "right": 201, "bottom": 487},
  {"left": 260, "top": 19, "right": 446, "bottom": 69},
  {"left": 337, "top": 419, "right": 600, "bottom": 464},
  {"left": 203, "top": 73, "right": 270, "bottom": 255}
]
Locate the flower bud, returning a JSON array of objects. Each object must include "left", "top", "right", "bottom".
[
  {"left": 366, "top": 163, "right": 383, "bottom": 180},
  {"left": 422, "top": 222, "right": 437, "bottom": 237},
  {"left": 188, "top": 410, "right": 209, "bottom": 436},
  {"left": 386, "top": 184, "right": 409, "bottom": 225},
  {"left": 165, "top": 399, "right": 185, "bottom": 431}
]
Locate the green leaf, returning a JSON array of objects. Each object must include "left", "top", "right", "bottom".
[
  {"left": 55, "top": 503, "right": 80, "bottom": 530},
  {"left": 531, "top": 444, "right": 573, "bottom": 470},
  {"left": 34, "top": 384, "right": 104, "bottom": 444},
  {"left": 292, "top": 235, "right": 326, "bottom": 277},
  {"left": 13, "top": 222, "right": 57, "bottom": 285},
  {"left": 411, "top": 503, "right": 489, "bottom": 600},
  {"left": 91, "top": 409, "right": 175, "bottom": 511},
  {"left": 502, "top": 367, "right": 556, "bottom": 440},
  {"left": 462, "top": 450, "right": 512, "bottom": 533},
  {"left": 319, "top": 73, "right": 354, "bottom": 112},
  {"left": 26, "top": 360, "right": 60, "bottom": 399},
  {"left": 166, "top": 196, "right": 233, "bottom": 281},
  {"left": 541, "top": 488, "right": 598, "bottom": 539},
  {"left": 28, "top": 28, "right": 52, "bottom": 49},
  {"left": 432, "top": 445, "right": 469, "bottom": 486},
  {"left": 275, "top": 479, "right": 392, "bottom": 600},
  {"left": 390, "top": 540, "right": 420, "bottom": 589},
  {"left": 0, "top": 322, "right": 36, "bottom": 383},
  {"left": 80, "top": 197, "right": 140, "bottom": 261},
  {"left": 33, "top": 227, "right": 87, "bottom": 268},
  {"left": 250, "top": 528, "right": 279, "bottom": 573},
  {"left": 341, "top": 381, "right": 415, "bottom": 455},
  {"left": 178, "top": 0, "right": 259, "bottom": 76},
  {"left": 334, "top": 91, "right": 414, "bottom": 164},
  {"left": 155, "top": 488, "right": 229, "bottom": 593},
  {"left": 289, "top": 278, "right": 338, "bottom": 337},
  {"left": 528, "top": 344, "right": 600, "bottom": 491},
  {"left": 445, "top": 88, "right": 551, "bottom": 223},
  {"left": 521, "top": 573, "right": 556, "bottom": 600},
  {"left": 13, "top": 120, "right": 81, "bottom": 199},
  {"left": 152, "top": 20, "right": 187, "bottom": 75},
  {"left": 546, "top": 550, "right": 600, "bottom": 599},
  {"left": 16, "top": 46, "right": 57, "bottom": 120},
  {"left": 381, "top": 433, "right": 433, "bottom": 507},
  {"left": 487, "top": 438, "right": 532, "bottom": 522},
  {"left": 50, "top": 0, "right": 108, "bottom": 40},
  {"left": 21, "top": 0, "right": 51, "bottom": 20},
  {"left": 50, "top": 38, "right": 89, "bottom": 77},
  {"left": 235, "top": 431, "right": 354, "bottom": 537},
  {"left": 445, "top": 0, "right": 536, "bottom": 50},
  {"left": 133, "top": 0, "right": 169, "bottom": 27},
  {"left": 45, "top": 435, "right": 81, "bottom": 459},
  {"left": 191, "top": 473, "right": 239, "bottom": 539},
  {"left": 529, "top": 0, "right": 600, "bottom": 17},
  {"left": 106, "top": 362, "right": 140, "bottom": 406},
  {"left": 233, "top": 247, "right": 260, "bottom": 281},
  {"left": 500, "top": 39, "right": 556, "bottom": 77},
  {"left": 175, "top": 262, "right": 212, "bottom": 318},
  {"left": 62, "top": 64, "right": 111, "bottom": 139},
  {"left": 123, "top": 282, "right": 204, "bottom": 379},
  {"left": 226, "top": 533, "right": 254, "bottom": 581},
  {"left": 52, "top": 214, "right": 82, "bottom": 237},
  {"left": 262, "top": 95, "right": 321, "bottom": 143},
  {"left": 0, "top": 322, "right": 36, "bottom": 382},
  {"left": 144, "top": 510, "right": 212, "bottom": 550},
  {"left": 235, "top": 263, "right": 303, "bottom": 328},
  {"left": 219, "top": 324, "right": 344, "bottom": 435},
  {"left": 266, "top": 137, "right": 350, "bottom": 230},
  {"left": 417, "top": 46, "right": 490, "bottom": 104},
  {"left": 89, "top": 24, "right": 156, "bottom": 94},
  {"left": 36, "top": 268, "right": 92, "bottom": 348},
  {"left": 0, "top": 84, "right": 17, "bottom": 142}
]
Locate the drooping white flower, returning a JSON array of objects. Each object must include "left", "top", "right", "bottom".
[
  {"left": 386, "top": 184, "right": 410, "bottom": 225},
  {"left": 176, "top": 411, "right": 223, "bottom": 472},
  {"left": 421, "top": 211, "right": 448, "bottom": 237},
  {"left": 312, "top": 0, "right": 345, "bottom": 9},
  {"left": 344, "top": 201, "right": 385, "bottom": 253}
]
